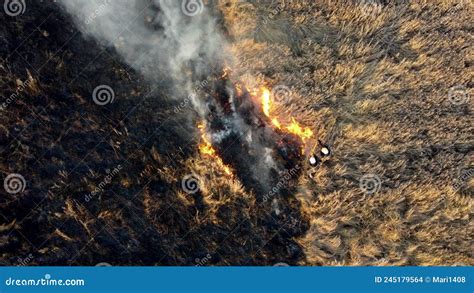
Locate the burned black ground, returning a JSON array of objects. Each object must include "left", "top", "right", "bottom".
[{"left": 1, "top": 1, "right": 308, "bottom": 266}]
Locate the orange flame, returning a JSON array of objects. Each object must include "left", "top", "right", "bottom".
[
  {"left": 286, "top": 118, "right": 313, "bottom": 140},
  {"left": 262, "top": 88, "right": 271, "bottom": 117},
  {"left": 260, "top": 88, "right": 282, "bottom": 129},
  {"left": 271, "top": 118, "right": 281, "bottom": 129},
  {"left": 222, "top": 164, "right": 232, "bottom": 176},
  {"left": 197, "top": 123, "right": 232, "bottom": 175},
  {"left": 198, "top": 123, "right": 216, "bottom": 156},
  {"left": 258, "top": 86, "right": 313, "bottom": 141},
  {"left": 196, "top": 82, "right": 313, "bottom": 175}
]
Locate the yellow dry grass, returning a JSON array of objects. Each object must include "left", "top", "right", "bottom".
[{"left": 216, "top": 0, "right": 473, "bottom": 265}]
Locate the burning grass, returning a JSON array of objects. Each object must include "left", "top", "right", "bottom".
[{"left": 197, "top": 122, "right": 233, "bottom": 176}]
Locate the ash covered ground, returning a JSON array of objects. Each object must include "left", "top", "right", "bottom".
[{"left": 1, "top": 0, "right": 472, "bottom": 266}]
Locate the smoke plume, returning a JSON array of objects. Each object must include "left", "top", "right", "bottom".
[
  {"left": 59, "top": 0, "right": 303, "bottom": 199},
  {"left": 60, "top": 0, "right": 225, "bottom": 106}
]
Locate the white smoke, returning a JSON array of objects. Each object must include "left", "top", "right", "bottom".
[
  {"left": 59, "top": 0, "right": 226, "bottom": 108},
  {"left": 59, "top": 0, "right": 300, "bottom": 196}
]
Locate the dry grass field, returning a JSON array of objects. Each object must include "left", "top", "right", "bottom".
[{"left": 0, "top": 0, "right": 472, "bottom": 266}]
